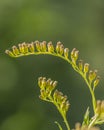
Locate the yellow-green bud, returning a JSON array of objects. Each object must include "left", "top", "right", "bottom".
[
  {"left": 18, "top": 44, "right": 25, "bottom": 53},
  {"left": 22, "top": 42, "right": 28, "bottom": 53},
  {"left": 93, "top": 76, "right": 100, "bottom": 88},
  {"left": 5, "top": 50, "right": 15, "bottom": 57},
  {"left": 40, "top": 41, "right": 47, "bottom": 52},
  {"left": 71, "top": 48, "right": 78, "bottom": 64},
  {"left": 41, "top": 77, "right": 46, "bottom": 89},
  {"left": 59, "top": 44, "right": 64, "bottom": 55},
  {"left": 95, "top": 100, "right": 101, "bottom": 115},
  {"left": 93, "top": 70, "right": 98, "bottom": 79},
  {"left": 52, "top": 81, "right": 58, "bottom": 88},
  {"left": 47, "top": 42, "right": 54, "bottom": 53},
  {"left": 35, "top": 41, "right": 41, "bottom": 51},
  {"left": 74, "top": 50, "right": 79, "bottom": 60},
  {"left": 101, "top": 100, "right": 104, "bottom": 113},
  {"left": 28, "top": 42, "right": 35, "bottom": 53},
  {"left": 64, "top": 48, "right": 69, "bottom": 59},
  {"left": 84, "top": 63, "right": 89, "bottom": 73},
  {"left": 65, "top": 101, "right": 70, "bottom": 112},
  {"left": 88, "top": 70, "right": 94, "bottom": 82},
  {"left": 78, "top": 60, "right": 83, "bottom": 71},
  {"left": 38, "top": 77, "right": 43, "bottom": 87},
  {"left": 12, "top": 46, "right": 19, "bottom": 55},
  {"left": 56, "top": 41, "right": 61, "bottom": 53}
]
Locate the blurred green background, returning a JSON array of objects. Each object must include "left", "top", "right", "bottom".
[{"left": 0, "top": 0, "right": 104, "bottom": 130}]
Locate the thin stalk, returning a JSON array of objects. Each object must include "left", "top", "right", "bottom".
[{"left": 50, "top": 96, "right": 71, "bottom": 130}]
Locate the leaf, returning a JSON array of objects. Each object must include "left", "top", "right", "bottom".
[{"left": 82, "top": 107, "right": 90, "bottom": 126}]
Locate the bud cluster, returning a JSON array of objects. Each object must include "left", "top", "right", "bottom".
[
  {"left": 73, "top": 123, "right": 100, "bottom": 130},
  {"left": 95, "top": 100, "right": 104, "bottom": 120},
  {"left": 38, "top": 77, "right": 70, "bottom": 115},
  {"left": 71, "top": 48, "right": 79, "bottom": 64},
  {"left": 38, "top": 77, "right": 58, "bottom": 100},
  {"left": 53, "top": 90, "right": 70, "bottom": 114},
  {"left": 5, "top": 41, "right": 70, "bottom": 59},
  {"left": 78, "top": 60, "right": 100, "bottom": 89}
]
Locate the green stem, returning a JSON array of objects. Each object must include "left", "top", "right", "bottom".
[
  {"left": 50, "top": 96, "right": 71, "bottom": 130},
  {"left": 65, "top": 59, "right": 96, "bottom": 114}
]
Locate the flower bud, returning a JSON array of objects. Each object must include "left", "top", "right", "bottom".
[
  {"left": 60, "top": 101, "right": 66, "bottom": 110},
  {"left": 78, "top": 60, "right": 83, "bottom": 71},
  {"left": 53, "top": 89, "right": 59, "bottom": 101},
  {"left": 18, "top": 44, "right": 25, "bottom": 53},
  {"left": 40, "top": 89, "right": 46, "bottom": 99},
  {"left": 5, "top": 50, "right": 14, "bottom": 57},
  {"left": 28, "top": 42, "right": 35, "bottom": 53},
  {"left": 84, "top": 63, "right": 89, "bottom": 73},
  {"left": 52, "top": 81, "right": 58, "bottom": 88},
  {"left": 59, "top": 44, "right": 64, "bottom": 55},
  {"left": 56, "top": 41, "right": 61, "bottom": 53},
  {"left": 65, "top": 101, "right": 70, "bottom": 112},
  {"left": 88, "top": 70, "right": 94, "bottom": 82},
  {"left": 12, "top": 46, "right": 19, "bottom": 55},
  {"left": 71, "top": 48, "right": 78, "bottom": 64},
  {"left": 35, "top": 41, "right": 41, "bottom": 51},
  {"left": 41, "top": 41, "right": 47, "bottom": 52},
  {"left": 74, "top": 50, "right": 79, "bottom": 60},
  {"left": 95, "top": 100, "right": 101, "bottom": 115},
  {"left": 41, "top": 77, "right": 47, "bottom": 88},
  {"left": 101, "top": 100, "right": 104, "bottom": 113},
  {"left": 47, "top": 42, "right": 54, "bottom": 53},
  {"left": 38, "top": 77, "right": 43, "bottom": 87},
  {"left": 93, "top": 76, "right": 100, "bottom": 88},
  {"left": 46, "top": 78, "right": 51, "bottom": 86},
  {"left": 64, "top": 48, "right": 69, "bottom": 59},
  {"left": 93, "top": 70, "right": 98, "bottom": 79},
  {"left": 22, "top": 42, "right": 28, "bottom": 53}
]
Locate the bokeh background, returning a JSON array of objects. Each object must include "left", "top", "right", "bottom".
[{"left": 0, "top": 0, "right": 104, "bottom": 130}]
